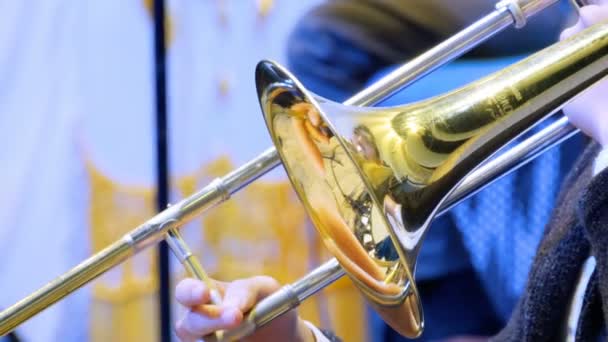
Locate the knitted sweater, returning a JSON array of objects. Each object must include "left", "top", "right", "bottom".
[{"left": 491, "top": 144, "right": 608, "bottom": 341}]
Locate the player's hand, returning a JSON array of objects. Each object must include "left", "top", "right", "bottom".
[{"left": 174, "top": 277, "right": 314, "bottom": 342}]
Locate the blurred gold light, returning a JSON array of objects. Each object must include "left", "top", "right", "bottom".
[{"left": 256, "top": 0, "right": 274, "bottom": 18}]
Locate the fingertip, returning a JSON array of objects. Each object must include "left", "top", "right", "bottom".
[
  {"left": 250, "top": 275, "right": 281, "bottom": 299},
  {"left": 176, "top": 278, "right": 209, "bottom": 305},
  {"left": 234, "top": 309, "right": 244, "bottom": 324},
  {"left": 181, "top": 306, "right": 237, "bottom": 337},
  {"left": 184, "top": 310, "right": 210, "bottom": 333},
  {"left": 221, "top": 279, "right": 247, "bottom": 309},
  {"left": 222, "top": 276, "right": 280, "bottom": 312},
  {"left": 175, "top": 318, "right": 197, "bottom": 342},
  {"left": 191, "top": 283, "right": 208, "bottom": 303},
  {"left": 220, "top": 297, "right": 243, "bottom": 312},
  {"left": 221, "top": 307, "right": 244, "bottom": 327},
  {"left": 560, "top": 19, "right": 583, "bottom": 41},
  {"left": 560, "top": 27, "right": 574, "bottom": 41}
]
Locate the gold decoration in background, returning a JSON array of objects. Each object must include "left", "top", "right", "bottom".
[
  {"left": 217, "top": 73, "right": 232, "bottom": 98},
  {"left": 256, "top": 0, "right": 275, "bottom": 18},
  {"left": 86, "top": 162, "right": 158, "bottom": 342}
]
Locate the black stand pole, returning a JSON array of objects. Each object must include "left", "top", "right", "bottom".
[{"left": 152, "top": 1, "right": 172, "bottom": 341}]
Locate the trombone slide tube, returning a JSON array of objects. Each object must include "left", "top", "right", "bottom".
[
  {"left": 212, "top": 258, "right": 345, "bottom": 342},
  {"left": 165, "top": 229, "right": 223, "bottom": 305},
  {"left": 442, "top": 117, "right": 578, "bottom": 214},
  {"left": 166, "top": 229, "right": 225, "bottom": 340},
  {"left": 0, "top": 0, "right": 561, "bottom": 334},
  {"left": 0, "top": 238, "right": 133, "bottom": 335}
]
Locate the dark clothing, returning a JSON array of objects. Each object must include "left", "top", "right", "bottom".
[
  {"left": 492, "top": 143, "right": 607, "bottom": 341},
  {"left": 388, "top": 270, "right": 502, "bottom": 340}
]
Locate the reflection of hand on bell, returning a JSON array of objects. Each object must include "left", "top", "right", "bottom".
[
  {"left": 290, "top": 102, "right": 330, "bottom": 176},
  {"left": 352, "top": 125, "right": 381, "bottom": 163},
  {"left": 290, "top": 102, "right": 330, "bottom": 142},
  {"left": 316, "top": 204, "right": 422, "bottom": 340},
  {"left": 315, "top": 206, "right": 402, "bottom": 296}
]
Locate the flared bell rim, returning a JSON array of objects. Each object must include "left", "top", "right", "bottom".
[{"left": 255, "top": 59, "right": 424, "bottom": 338}]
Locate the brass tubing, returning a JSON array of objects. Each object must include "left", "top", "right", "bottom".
[
  {"left": 0, "top": 238, "right": 133, "bottom": 334},
  {"left": 165, "top": 229, "right": 223, "bottom": 305}
]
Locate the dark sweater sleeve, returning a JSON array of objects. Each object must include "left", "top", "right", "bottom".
[
  {"left": 578, "top": 164, "right": 608, "bottom": 326},
  {"left": 490, "top": 143, "right": 598, "bottom": 341}
]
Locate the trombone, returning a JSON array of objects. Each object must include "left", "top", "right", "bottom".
[{"left": 0, "top": 0, "right": 603, "bottom": 339}]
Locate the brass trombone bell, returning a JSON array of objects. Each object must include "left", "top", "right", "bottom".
[{"left": 256, "top": 22, "right": 608, "bottom": 337}]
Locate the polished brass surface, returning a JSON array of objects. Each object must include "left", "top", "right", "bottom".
[{"left": 257, "top": 22, "right": 608, "bottom": 337}]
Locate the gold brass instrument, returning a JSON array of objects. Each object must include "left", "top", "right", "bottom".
[
  {"left": 0, "top": 0, "right": 604, "bottom": 339},
  {"left": 255, "top": 21, "right": 608, "bottom": 336}
]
